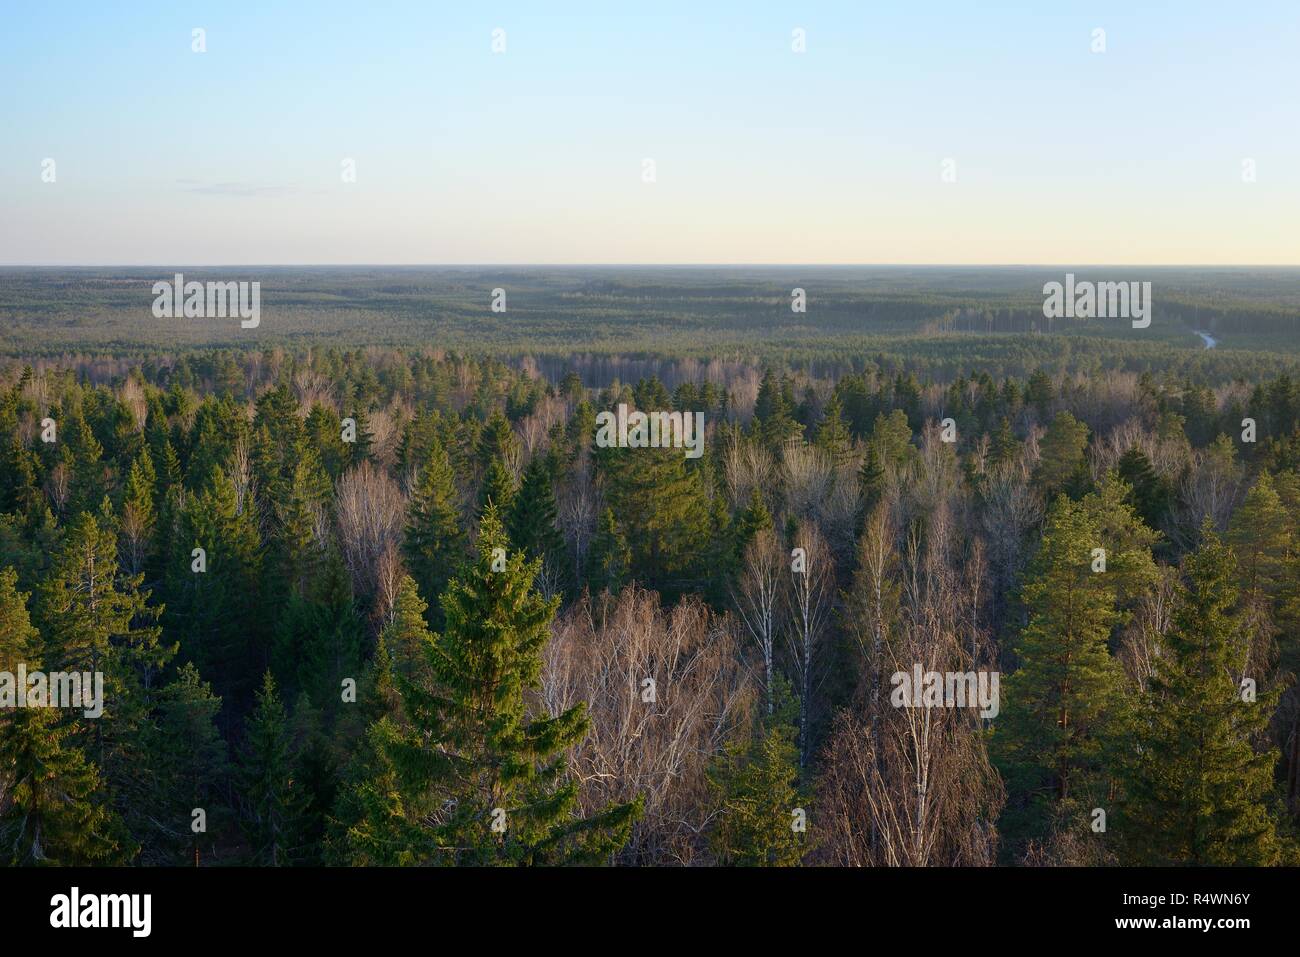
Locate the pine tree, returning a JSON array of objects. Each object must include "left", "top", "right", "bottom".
[
  {"left": 992, "top": 494, "right": 1127, "bottom": 850},
  {"left": 1033, "top": 411, "right": 1090, "bottom": 499},
  {"left": 867, "top": 409, "right": 914, "bottom": 473},
  {"left": 1120, "top": 531, "right": 1281, "bottom": 865}
]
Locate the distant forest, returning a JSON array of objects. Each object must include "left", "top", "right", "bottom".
[{"left": 2, "top": 269, "right": 1300, "bottom": 865}]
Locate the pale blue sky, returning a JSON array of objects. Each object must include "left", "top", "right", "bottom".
[{"left": 2, "top": 1, "right": 1298, "bottom": 264}]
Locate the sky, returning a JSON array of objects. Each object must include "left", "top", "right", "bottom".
[{"left": 2, "top": 1, "right": 1298, "bottom": 265}]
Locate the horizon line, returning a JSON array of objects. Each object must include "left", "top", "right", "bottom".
[{"left": 4, "top": 263, "right": 1300, "bottom": 270}]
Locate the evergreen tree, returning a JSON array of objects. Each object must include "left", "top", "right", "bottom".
[
  {"left": 601, "top": 446, "right": 712, "bottom": 596},
  {"left": 1032, "top": 411, "right": 1091, "bottom": 499},
  {"left": 239, "top": 671, "right": 307, "bottom": 866},
  {"left": 987, "top": 417, "right": 1020, "bottom": 470},
  {"left": 380, "top": 575, "right": 436, "bottom": 685},
  {"left": 586, "top": 507, "right": 630, "bottom": 595},
  {"left": 1116, "top": 447, "right": 1171, "bottom": 532},
  {"left": 478, "top": 455, "right": 517, "bottom": 515},
  {"left": 1120, "top": 531, "right": 1281, "bottom": 865},
  {"left": 403, "top": 439, "right": 466, "bottom": 627},
  {"left": 708, "top": 694, "right": 807, "bottom": 866},
  {"left": 0, "top": 568, "right": 129, "bottom": 865},
  {"left": 992, "top": 494, "right": 1127, "bottom": 852},
  {"left": 167, "top": 466, "right": 261, "bottom": 711},
  {"left": 153, "top": 663, "right": 231, "bottom": 865},
  {"left": 814, "top": 392, "right": 853, "bottom": 469},
  {"left": 120, "top": 450, "right": 158, "bottom": 576},
  {"left": 345, "top": 508, "right": 640, "bottom": 865},
  {"left": 0, "top": 707, "right": 130, "bottom": 865},
  {"left": 507, "top": 457, "right": 565, "bottom": 571}
]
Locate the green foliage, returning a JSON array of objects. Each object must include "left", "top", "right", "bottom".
[
  {"left": 239, "top": 671, "right": 308, "bottom": 866},
  {"left": 708, "top": 687, "right": 808, "bottom": 867},
  {"left": 1120, "top": 531, "right": 1282, "bottom": 865},
  {"left": 404, "top": 439, "right": 467, "bottom": 627},
  {"left": 337, "top": 508, "right": 639, "bottom": 865}
]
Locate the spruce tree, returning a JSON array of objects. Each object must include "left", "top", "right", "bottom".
[
  {"left": 586, "top": 507, "right": 630, "bottom": 596},
  {"left": 507, "top": 457, "right": 565, "bottom": 571},
  {"left": 814, "top": 393, "right": 853, "bottom": 469},
  {"left": 708, "top": 690, "right": 807, "bottom": 866},
  {"left": 1116, "top": 446, "right": 1171, "bottom": 532},
  {"left": 403, "top": 439, "right": 466, "bottom": 627},
  {"left": 479, "top": 455, "right": 517, "bottom": 515},
  {"left": 153, "top": 663, "right": 231, "bottom": 865},
  {"left": 1120, "top": 531, "right": 1281, "bottom": 865},
  {"left": 0, "top": 707, "right": 130, "bottom": 865},
  {"left": 0, "top": 569, "right": 129, "bottom": 865},
  {"left": 239, "top": 671, "right": 307, "bottom": 866},
  {"left": 362, "top": 507, "right": 639, "bottom": 864}
]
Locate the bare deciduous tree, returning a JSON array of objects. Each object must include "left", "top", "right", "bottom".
[
  {"left": 786, "top": 518, "right": 835, "bottom": 767},
  {"left": 733, "top": 526, "right": 783, "bottom": 715},
  {"left": 542, "top": 587, "right": 755, "bottom": 865},
  {"left": 335, "top": 461, "right": 407, "bottom": 607}
]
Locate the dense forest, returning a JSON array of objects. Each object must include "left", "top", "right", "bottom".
[{"left": 3, "top": 330, "right": 1300, "bottom": 866}]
